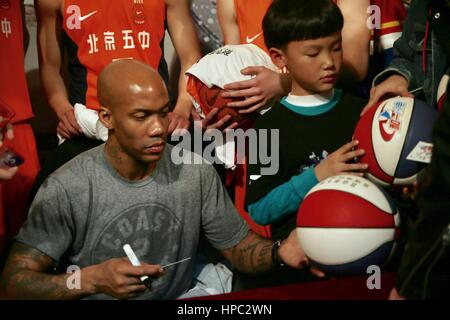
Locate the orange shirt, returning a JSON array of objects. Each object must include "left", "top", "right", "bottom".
[
  {"left": 234, "top": 0, "right": 272, "bottom": 54},
  {"left": 234, "top": 0, "right": 342, "bottom": 54},
  {"left": 63, "top": 0, "right": 166, "bottom": 110},
  {"left": 0, "top": 0, "right": 34, "bottom": 123}
]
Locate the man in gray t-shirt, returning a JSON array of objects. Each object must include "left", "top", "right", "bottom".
[
  {"left": 16, "top": 144, "right": 248, "bottom": 299},
  {"left": 0, "top": 60, "right": 319, "bottom": 300}
]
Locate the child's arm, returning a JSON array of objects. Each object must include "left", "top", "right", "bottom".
[
  {"left": 248, "top": 168, "right": 318, "bottom": 225},
  {"left": 248, "top": 141, "right": 368, "bottom": 226}
]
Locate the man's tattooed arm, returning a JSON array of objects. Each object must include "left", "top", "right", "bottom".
[
  {"left": 0, "top": 242, "right": 95, "bottom": 299},
  {"left": 221, "top": 231, "right": 276, "bottom": 274}
]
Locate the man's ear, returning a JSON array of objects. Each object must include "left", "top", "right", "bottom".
[
  {"left": 269, "top": 47, "right": 287, "bottom": 70},
  {"left": 98, "top": 106, "right": 113, "bottom": 130}
]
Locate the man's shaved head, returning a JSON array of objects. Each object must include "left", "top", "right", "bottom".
[
  {"left": 98, "top": 59, "right": 168, "bottom": 111},
  {"left": 98, "top": 59, "right": 171, "bottom": 175}
]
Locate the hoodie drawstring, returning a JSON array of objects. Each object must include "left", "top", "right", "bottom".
[{"left": 422, "top": 7, "right": 432, "bottom": 74}]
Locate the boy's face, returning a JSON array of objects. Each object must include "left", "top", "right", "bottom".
[{"left": 274, "top": 32, "right": 342, "bottom": 95}]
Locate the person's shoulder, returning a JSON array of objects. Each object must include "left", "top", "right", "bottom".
[{"left": 50, "top": 145, "right": 105, "bottom": 186}]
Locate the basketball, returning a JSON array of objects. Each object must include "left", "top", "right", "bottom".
[
  {"left": 186, "top": 44, "right": 278, "bottom": 129},
  {"left": 296, "top": 175, "right": 400, "bottom": 275},
  {"left": 353, "top": 97, "right": 439, "bottom": 187},
  {"left": 187, "top": 75, "right": 257, "bottom": 128}
]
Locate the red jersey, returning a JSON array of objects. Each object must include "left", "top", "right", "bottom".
[
  {"left": 63, "top": 0, "right": 167, "bottom": 110},
  {"left": 370, "top": 0, "right": 407, "bottom": 53},
  {"left": 234, "top": 0, "right": 272, "bottom": 54},
  {"left": 0, "top": 0, "right": 33, "bottom": 123}
]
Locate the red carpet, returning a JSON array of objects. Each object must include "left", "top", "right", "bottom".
[{"left": 193, "top": 272, "right": 397, "bottom": 300}]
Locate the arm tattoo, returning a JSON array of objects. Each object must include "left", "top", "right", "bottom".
[
  {"left": 230, "top": 232, "right": 275, "bottom": 274},
  {"left": 0, "top": 242, "right": 86, "bottom": 299}
]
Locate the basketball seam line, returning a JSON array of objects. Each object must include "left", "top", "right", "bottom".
[{"left": 305, "top": 188, "right": 397, "bottom": 217}]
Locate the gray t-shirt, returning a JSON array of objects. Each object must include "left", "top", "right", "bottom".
[{"left": 16, "top": 144, "right": 249, "bottom": 299}]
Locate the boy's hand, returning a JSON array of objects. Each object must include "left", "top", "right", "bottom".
[{"left": 314, "top": 140, "right": 368, "bottom": 181}]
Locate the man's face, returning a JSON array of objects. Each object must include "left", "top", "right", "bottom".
[
  {"left": 283, "top": 32, "right": 342, "bottom": 95},
  {"left": 110, "top": 86, "right": 170, "bottom": 165}
]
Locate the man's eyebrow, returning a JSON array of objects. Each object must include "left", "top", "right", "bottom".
[{"left": 130, "top": 102, "right": 171, "bottom": 113}]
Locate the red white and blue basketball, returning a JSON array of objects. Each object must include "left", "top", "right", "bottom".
[
  {"left": 353, "top": 97, "right": 438, "bottom": 187},
  {"left": 296, "top": 175, "right": 400, "bottom": 275}
]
